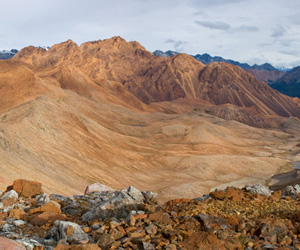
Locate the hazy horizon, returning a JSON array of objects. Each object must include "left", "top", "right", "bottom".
[{"left": 1, "top": 0, "right": 300, "bottom": 68}]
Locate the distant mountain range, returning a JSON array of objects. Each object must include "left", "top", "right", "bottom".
[
  {"left": 0, "top": 49, "right": 18, "bottom": 59},
  {"left": 153, "top": 50, "right": 277, "bottom": 71},
  {"left": 2, "top": 47, "right": 300, "bottom": 99},
  {"left": 271, "top": 66, "right": 300, "bottom": 98},
  {"left": 153, "top": 50, "right": 300, "bottom": 98}
]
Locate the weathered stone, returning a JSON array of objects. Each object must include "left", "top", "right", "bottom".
[
  {"left": 70, "top": 245, "right": 101, "bottom": 250},
  {"left": 245, "top": 183, "right": 272, "bottom": 197},
  {"left": 54, "top": 245, "right": 101, "bottom": 250},
  {"left": 13, "top": 219, "right": 27, "bottom": 227},
  {"left": 1, "top": 189, "right": 18, "bottom": 206},
  {"left": 97, "top": 234, "right": 114, "bottom": 249},
  {"left": 84, "top": 183, "right": 115, "bottom": 195},
  {"left": 36, "top": 193, "right": 50, "bottom": 206},
  {"left": 148, "top": 211, "right": 172, "bottom": 225},
  {"left": 145, "top": 224, "right": 157, "bottom": 235},
  {"left": 54, "top": 221, "right": 89, "bottom": 244},
  {"left": 0, "top": 236, "right": 26, "bottom": 250},
  {"left": 9, "top": 208, "right": 26, "bottom": 220},
  {"left": 143, "top": 242, "right": 156, "bottom": 250},
  {"left": 30, "top": 212, "right": 67, "bottom": 226},
  {"left": 29, "top": 200, "right": 61, "bottom": 214},
  {"left": 13, "top": 179, "right": 43, "bottom": 198},
  {"left": 82, "top": 186, "right": 145, "bottom": 221},
  {"left": 128, "top": 186, "right": 145, "bottom": 203},
  {"left": 182, "top": 232, "right": 225, "bottom": 249}
]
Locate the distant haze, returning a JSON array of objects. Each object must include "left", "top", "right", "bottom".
[{"left": 1, "top": 0, "right": 300, "bottom": 68}]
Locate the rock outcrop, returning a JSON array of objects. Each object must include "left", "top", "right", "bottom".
[{"left": 0, "top": 180, "right": 300, "bottom": 249}]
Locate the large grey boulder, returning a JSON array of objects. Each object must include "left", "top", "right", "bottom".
[
  {"left": 84, "top": 183, "right": 115, "bottom": 195},
  {"left": 82, "top": 186, "right": 145, "bottom": 221},
  {"left": 244, "top": 183, "right": 272, "bottom": 197},
  {"left": 1, "top": 190, "right": 18, "bottom": 206}
]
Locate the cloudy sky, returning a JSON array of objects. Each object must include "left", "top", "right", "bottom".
[{"left": 1, "top": 0, "right": 300, "bottom": 68}]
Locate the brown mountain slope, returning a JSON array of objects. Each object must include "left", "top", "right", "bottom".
[
  {"left": 14, "top": 37, "right": 300, "bottom": 123},
  {"left": 0, "top": 37, "right": 299, "bottom": 201}
]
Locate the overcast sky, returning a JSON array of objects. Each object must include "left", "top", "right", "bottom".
[{"left": 1, "top": 0, "right": 300, "bottom": 68}]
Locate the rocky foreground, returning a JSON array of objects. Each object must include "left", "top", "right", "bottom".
[{"left": 1, "top": 180, "right": 300, "bottom": 249}]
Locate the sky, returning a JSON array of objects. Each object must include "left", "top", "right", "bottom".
[{"left": 1, "top": 0, "right": 300, "bottom": 68}]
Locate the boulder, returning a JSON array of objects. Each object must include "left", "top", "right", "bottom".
[
  {"left": 0, "top": 236, "right": 26, "bottom": 250},
  {"left": 29, "top": 200, "right": 61, "bottom": 214},
  {"left": 13, "top": 179, "right": 43, "bottom": 198},
  {"left": 9, "top": 208, "right": 26, "bottom": 220},
  {"left": 82, "top": 186, "right": 145, "bottom": 221},
  {"left": 244, "top": 183, "right": 272, "bottom": 197},
  {"left": 84, "top": 183, "right": 115, "bottom": 195},
  {"left": 53, "top": 221, "right": 89, "bottom": 244},
  {"left": 30, "top": 212, "right": 67, "bottom": 226},
  {"left": 1, "top": 189, "right": 18, "bottom": 206}
]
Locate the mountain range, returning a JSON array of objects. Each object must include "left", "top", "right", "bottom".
[
  {"left": 154, "top": 50, "right": 300, "bottom": 99},
  {"left": 0, "top": 36, "right": 300, "bottom": 201}
]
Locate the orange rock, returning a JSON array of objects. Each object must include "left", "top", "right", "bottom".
[
  {"left": 54, "top": 245, "right": 101, "bottom": 250},
  {"left": 182, "top": 232, "right": 225, "bottom": 250},
  {"left": 70, "top": 245, "right": 101, "bottom": 250},
  {"left": 135, "top": 213, "right": 147, "bottom": 220},
  {"left": 53, "top": 245, "right": 71, "bottom": 250},
  {"left": 33, "top": 246, "right": 44, "bottom": 250},
  {"left": 13, "top": 179, "right": 43, "bottom": 198},
  {"left": 148, "top": 211, "right": 172, "bottom": 224},
  {"left": 67, "top": 225, "right": 74, "bottom": 236},
  {"left": 30, "top": 212, "right": 67, "bottom": 226},
  {"left": 210, "top": 187, "right": 244, "bottom": 201},
  {"left": 9, "top": 208, "right": 27, "bottom": 220},
  {"left": 29, "top": 201, "right": 61, "bottom": 214},
  {"left": 83, "top": 227, "right": 91, "bottom": 233}
]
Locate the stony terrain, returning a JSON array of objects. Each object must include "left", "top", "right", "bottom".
[{"left": 2, "top": 179, "right": 300, "bottom": 250}]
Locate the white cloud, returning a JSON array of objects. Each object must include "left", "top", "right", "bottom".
[{"left": 0, "top": 0, "right": 299, "bottom": 67}]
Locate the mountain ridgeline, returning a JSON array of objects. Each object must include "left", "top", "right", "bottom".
[
  {"left": 153, "top": 50, "right": 287, "bottom": 85},
  {"left": 13, "top": 37, "right": 300, "bottom": 125}
]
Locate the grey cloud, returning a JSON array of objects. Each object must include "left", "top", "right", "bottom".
[
  {"left": 235, "top": 25, "right": 259, "bottom": 32},
  {"left": 195, "top": 21, "right": 231, "bottom": 30},
  {"left": 165, "top": 39, "right": 187, "bottom": 52},
  {"left": 271, "top": 25, "right": 287, "bottom": 38},
  {"left": 279, "top": 50, "right": 300, "bottom": 56},
  {"left": 190, "top": 0, "right": 248, "bottom": 8},
  {"left": 165, "top": 39, "right": 175, "bottom": 43}
]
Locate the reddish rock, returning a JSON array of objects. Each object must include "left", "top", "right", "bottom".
[
  {"left": 210, "top": 187, "right": 244, "bottom": 201},
  {"left": 9, "top": 208, "right": 27, "bottom": 220},
  {"left": 70, "top": 245, "right": 101, "bottom": 250},
  {"left": 13, "top": 179, "right": 43, "bottom": 198},
  {"left": 182, "top": 232, "right": 226, "bottom": 250},
  {"left": 29, "top": 212, "right": 67, "bottom": 226},
  {"left": 29, "top": 201, "right": 61, "bottom": 214},
  {"left": 60, "top": 246, "right": 101, "bottom": 250},
  {"left": 0, "top": 236, "right": 26, "bottom": 250},
  {"left": 148, "top": 211, "right": 172, "bottom": 225}
]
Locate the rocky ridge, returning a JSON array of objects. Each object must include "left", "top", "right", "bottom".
[
  {"left": 2, "top": 179, "right": 300, "bottom": 250},
  {"left": 153, "top": 50, "right": 286, "bottom": 84},
  {"left": 12, "top": 37, "right": 300, "bottom": 124}
]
